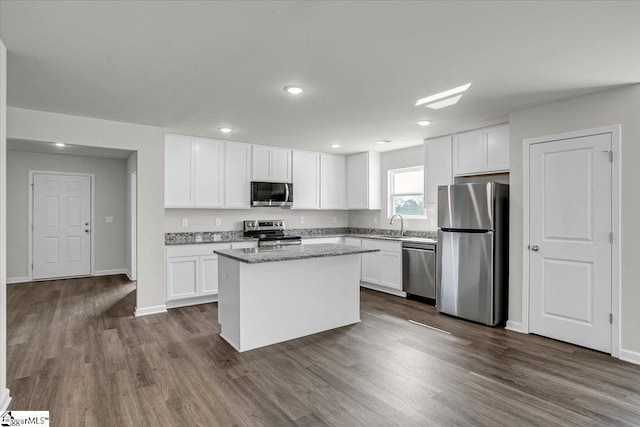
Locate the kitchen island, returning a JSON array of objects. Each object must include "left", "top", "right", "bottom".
[{"left": 214, "top": 243, "right": 379, "bottom": 352}]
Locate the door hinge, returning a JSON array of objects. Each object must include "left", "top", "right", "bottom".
[
  {"left": 604, "top": 150, "right": 613, "bottom": 162},
  {"left": 31, "top": 263, "right": 33, "bottom": 271},
  {"left": 609, "top": 232, "right": 614, "bottom": 244},
  {"left": 610, "top": 313, "right": 613, "bottom": 324}
]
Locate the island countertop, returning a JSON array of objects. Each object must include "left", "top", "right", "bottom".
[{"left": 214, "top": 243, "right": 379, "bottom": 264}]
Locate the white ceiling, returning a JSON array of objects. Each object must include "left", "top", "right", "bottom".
[
  {"left": 8, "top": 139, "right": 134, "bottom": 160},
  {"left": 1, "top": 1, "right": 639, "bottom": 154}
]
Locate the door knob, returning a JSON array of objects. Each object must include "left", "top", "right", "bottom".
[{"left": 531, "top": 245, "right": 539, "bottom": 252}]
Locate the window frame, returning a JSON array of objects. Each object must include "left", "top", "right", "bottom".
[{"left": 387, "top": 165, "right": 426, "bottom": 219}]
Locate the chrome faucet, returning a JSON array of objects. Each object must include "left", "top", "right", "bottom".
[{"left": 390, "top": 214, "right": 404, "bottom": 237}]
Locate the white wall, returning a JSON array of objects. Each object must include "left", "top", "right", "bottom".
[
  {"left": 165, "top": 208, "right": 348, "bottom": 232},
  {"left": 348, "top": 145, "right": 437, "bottom": 232},
  {"left": 508, "top": 84, "right": 640, "bottom": 355},
  {"left": 126, "top": 152, "right": 137, "bottom": 280},
  {"left": 7, "top": 107, "right": 166, "bottom": 315},
  {"left": 6, "top": 150, "right": 128, "bottom": 280},
  {"left": 0, "top": 39, "right": 10, "bottom": 411}
]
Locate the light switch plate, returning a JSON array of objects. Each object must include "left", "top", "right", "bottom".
[
  {"left": 105, "top": 216, "right": 114, "bottom": 223},
  {"left": 215, "top": 218, "right": 221, "bottom": 226},
  {"left": 300, "top": 217, "right": 304, "bottom": 224},
  {"left": 181, "top": 218, "right": 188, "bottom": 227}
]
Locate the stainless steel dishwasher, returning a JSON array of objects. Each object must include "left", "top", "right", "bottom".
[{"left": 402, "top": 241, "right": 436, "bottom": 304}]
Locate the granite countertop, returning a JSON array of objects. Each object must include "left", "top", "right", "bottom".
[
  {"left": 214, "top": 243, "right": 379, "bottom": 264},
  {"left": 302, "top": 234, "right": 437, "bottom": 244}
]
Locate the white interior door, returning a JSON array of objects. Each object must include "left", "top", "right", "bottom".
[
  {"left": 529, "top": 133, "right": 612, "bottom": 353},
  {"left": 32, "top": 173, "right": 92, "bottom": 280}
]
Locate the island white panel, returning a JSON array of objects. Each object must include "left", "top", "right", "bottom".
[{"left": 218, "top": 254, "right": 361, "bottom": 352}]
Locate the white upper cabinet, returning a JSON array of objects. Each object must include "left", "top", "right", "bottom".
[
  {"left": 225, "top": 142, "right": 252, "bottom": 209},
  {"left": 193, "top": 138, "right": 225, "bottom": 208},
  {"left": 453, "top": 129, "right": 485, "bottom": 175},
  {"left": 424, "top": 135, "right": 453, "bottom": 207},
  {"left": 165, "top": 134, "right": 194, "bottom": 207},
  {"left": 453, "top": 124, "right": 510, "bottom": 176},
  {"left": 292, "top": 150, "right": 320, "bottom": 209},
  {"left": 320, "top": 154, "right": 347, "bottom": 210},
  {"left": 347, "top": 152, "right": 381, "bottom": 210},
  {"left": 485, "top": 124, "right": 510, "bottom": 172},
  {"left": 252, "top": 145, "right": 292, "bottom": 182}
]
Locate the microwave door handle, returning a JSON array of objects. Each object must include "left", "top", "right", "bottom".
[{"left": 285, "top": 183, "right": 290, "bottom": 202}]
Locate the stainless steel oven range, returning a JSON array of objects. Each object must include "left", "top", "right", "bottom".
[{"left": 243, "top": 220, "right": 302, "bottom": 248}]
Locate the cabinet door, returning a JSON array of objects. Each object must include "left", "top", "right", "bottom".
[
  {"left": 200, "top": 255, "right": 218, "bottom": 295},
  {"left": 485, "top": 124, "right": 510, "bottom": 172},
  {"left": 252, "top": 145, "right": 271, "bottom": 181},
  {"left": 424, "top": 135, "right": 453, "bottom": 207},
  {"left": 225, "top": 142, "right": 252, "bottom": 209},
  {"left": 193, "top": 138, "right": 225, "bottom": 208},
  {"left": 453, "top": 129, "right": 485, "bottom": 176},
  {"left": 165, "top": 135, "right": 193, "bottom": 207},
  {"left": 292, "top": 150, "right": 320, "bottom": 209},
  {"left": 166, "top": 256, "right": 199, "bottom": 300},
  {"left": 380, "top": 251, "right": 402, "bottom": 290},
  {"left": 361, "top": 239, "right": 381, "bottom": 284},
  {"left": 320, "top": 154, "right": 347, "bottom": 209},
  {"left": 347, "top": 153, "right": 369, "bottom": 209},
  {"left": 270, "top": 147, "right": 292, "bottom": 182}
]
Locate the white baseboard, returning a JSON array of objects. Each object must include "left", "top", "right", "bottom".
[
  {"left": 135, "top": 304, "right": 168, "bottom": 317},
  {"left": 505, "top": 320, "right": 526, "bottom": 333},
  {"left": 166, "top": 294, "right": 218, "bottom": 309},
  {"left": 619, "top": 348, "right": 640, "bottom": 366},
  {"left": 360, "top": 282, "right": 407, "bottom": 298},
  {"left": 93, "top": 269, "right": 128, "bottom": 277},
  {"left": 125, "top": 270, "right": 136, "bottom": 281},
  {"left": 6, "top": 276, "right": 30, "bottom": 284},
  {"left": 1, "top": 388, "right": 11, "bottom": 411}
]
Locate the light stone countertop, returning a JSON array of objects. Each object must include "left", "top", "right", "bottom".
[{"left": 214, "top": 243, "right": 379, "bottom": 264}]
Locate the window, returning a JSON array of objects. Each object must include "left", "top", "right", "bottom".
[{"left": 388, "top": 166, "right": 425, "bottom": 218}]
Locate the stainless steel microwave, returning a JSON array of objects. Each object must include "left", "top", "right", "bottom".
[{"left": 251, "top": 182, "right": 293, "bottom": 207}]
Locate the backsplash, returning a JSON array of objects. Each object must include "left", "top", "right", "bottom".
[{"left": 165, "top": 227, "right": 436, "bottom": 245}]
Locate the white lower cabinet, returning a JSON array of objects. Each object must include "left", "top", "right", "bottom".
[
  {"left": 358, "top": 238, "right": 404, "bottom": 296},
  {"left": 166, "top": 256, "right": 199, "bottom": 299},
  {"left": 200, "top": 255, "right": 219, "bottom": 295},
  {"left": 165, "top": 242, "right": 258, "bottom": 308}
]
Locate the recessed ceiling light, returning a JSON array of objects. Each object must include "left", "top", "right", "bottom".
[
  {"left": 425, "top": 94, "right": 464, "bottom": 110},
  {"left": 417, "top": 120, "right": 431, "bottom": 127},
  {"left": 330, "top": 144, "right": 341, "bottom": 148},
  {"left": 218, "top": 127, "right": 232, "bottom": 133},
  {"left": 415, "top": 83, "right": 471, "bottom": 107},
  {"left": 284, "top": 85, "right": 306, "bottom": 95},
  {"left": 55, "top": 143, "right": 66, "bottom": 147},
  {"left": 374, "top": 139, "right": 391, "bottom": 145}
]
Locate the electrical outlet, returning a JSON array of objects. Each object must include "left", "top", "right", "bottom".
[
  {"left": 105, "top": 216, "right": 114, "bottom": 223},
  {"left": 181, "top": 218, "right": 188, "bottom": 228},
  {"left": 373, "top": 216, "right": 378, "bottom": 224},
  {"left": 195, "top": 234, "right": 203, "bottom": 243},
  {"left": 332, "top": 216, "right": 337, "bottom": 224},
  {"left": 300, "top": 217, "right": 305, "bottom": 224},
  {"left": 215, "top": 218, "right": 221, "bottom": 226}
]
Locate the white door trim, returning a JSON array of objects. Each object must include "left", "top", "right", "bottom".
[
  {"left": 521, "top": 124, "right": 621, "bottom": 358},
  {"left": 28, "top": 170, "right": 96, "bottom": 281}
]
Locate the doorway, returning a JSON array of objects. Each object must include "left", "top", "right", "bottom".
[
  {"left": 29, "top": 171, "right": 94, "bottom": 280},
  {"left": 522, "top": 125, "right": 621, "bottom": 356}
]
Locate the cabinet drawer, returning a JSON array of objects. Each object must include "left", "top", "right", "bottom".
[
  {"left": 166, "top": 243, "right": 231, "bottom": 258},
  {"left": 361, "top": 238, "right": 402, "bottom": 253}
]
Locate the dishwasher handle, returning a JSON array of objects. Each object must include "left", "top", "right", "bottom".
[{"left": 402, "top": 247, "right": 435, "bottom": 253}]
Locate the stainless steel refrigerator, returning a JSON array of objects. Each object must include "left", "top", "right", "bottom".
[{"left": 436, "top": 183, "right": 509, "bottom": 326}]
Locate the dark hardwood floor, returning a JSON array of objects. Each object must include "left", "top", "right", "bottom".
[{"left": 6, "top": 275, "right": 640, "bottom": 426}]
